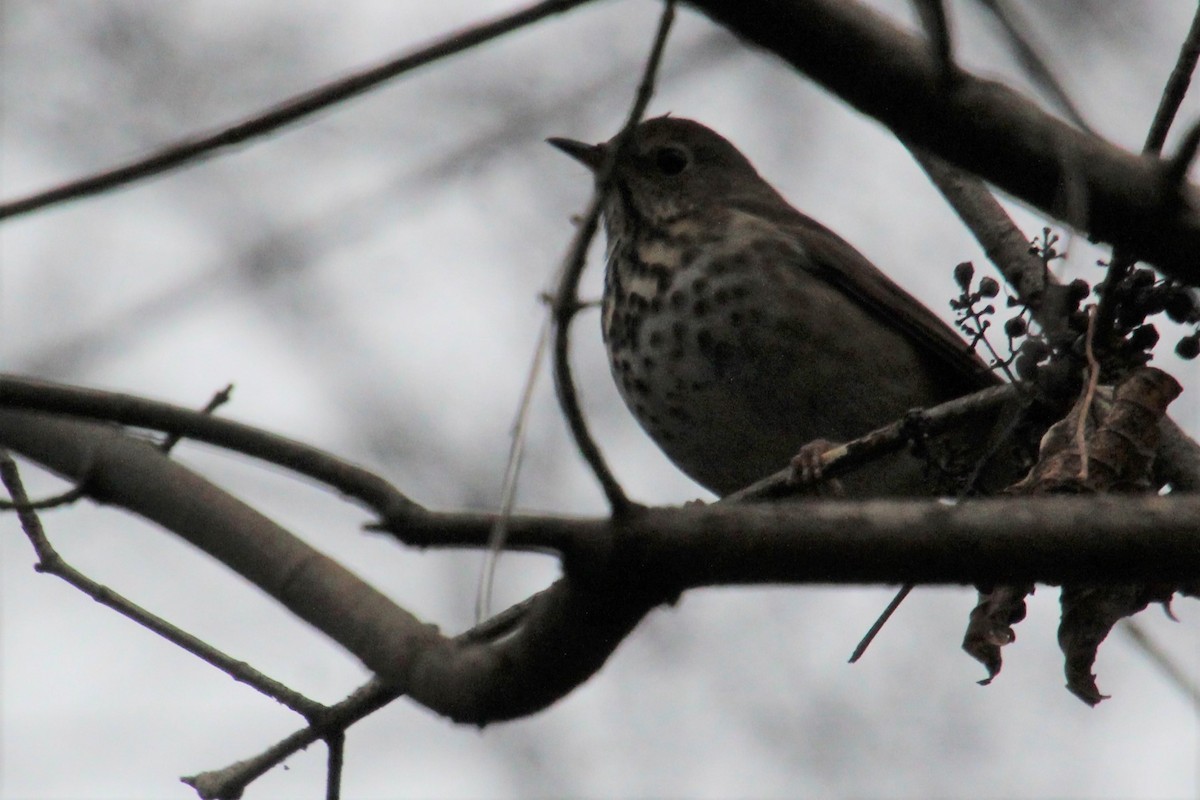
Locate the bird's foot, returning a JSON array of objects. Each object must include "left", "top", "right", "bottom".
[{"left": 788, "top": 438, "right": 844, "bottom": 495}]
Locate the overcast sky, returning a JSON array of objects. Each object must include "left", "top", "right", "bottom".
[{"left": 2, "top": 1, "right": 1198, "bottom": 797}]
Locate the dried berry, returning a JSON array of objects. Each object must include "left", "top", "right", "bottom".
[
  {"left": 1067, "top": 279, "right": 1090, "bottom": 304},
  {"left": 1004, "top": 317, "right": 1028, "bottom": 338},
  {"left": 1129, "top": 268, "right": 1156, "bottom": 290},
  {"left": 1014, "top": 352, "right": 1039, "bottom": 381},
  {"left": 1019, "top": 338, "right": 1051, "bottom": 362},
  {"left": 953, "top": 261, "right": 975, "bottom": 290},
  {"left": 1164, "top": 289, "right": 1198, "bottom": 324},
  {"left": 1038, "top": 358, "right": 1078, "bottom": 397},
  {"left": 978, "top": 277, "right": 1000, "bottom": 298},
  {"left": 1128, "top": 324, "right": 1159, "bottom": 351},
  {"left": 1177, "top": 333, "right": 1200, "bottom": 360}
]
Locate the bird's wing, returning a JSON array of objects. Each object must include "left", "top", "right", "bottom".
[{"left": 781, "top": 211, "right": 1002, "bottom": 393}]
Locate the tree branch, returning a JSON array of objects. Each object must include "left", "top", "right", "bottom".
[
  {"left": 0, "top": 451, "right": 326, "bottom": 720},
  {"left": 0, "top": 0, "right": 597, "bottom": 220},
  {"left": 549, "top": 0, "right": 677, "bottom": 513},
  {"left": 2, "top": 403, "right": 1197, "bottom": 735},
  {"left": 685, "top": 0, "right": 1200, "bottom": 283},
  {"left": 392, "top": 497, "right": 1200, "bottom": 587},
  {"left": 0, "top": 374, "right": 420, "bottom": 520},
  {"left": 0, "top": 411, "right": 656, "bottom": 725}
]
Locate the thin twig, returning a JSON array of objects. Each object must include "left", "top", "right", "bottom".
[
  {"left": 0, "top": 451, "right": 326, "bottom": 720},
  {"left": 1095, "top": 2, "right": 1200, "bottom": 343},
  {"left": 0, "top": 0, "right": 597, "bottom": 221},
  {"left": 550, "top": 0, "right": 676, "bottom": 513},
  {"left": 976, "top": 0, "right": 1095, "bottom": 135},
  {"left": 324, "top": 732, "right": 345, "bottom": 800},
  {"left": 1142, "top": 4, "right": 1200, "bottom": 155},
  {"left": 478, "top": 0, "right": 678, "bottom": 619},
  {"left": 0, "top": 476, "right": 88, "bottom": 511},
  {"left": 848, "top": 585, "right": 913, "bottom": 663},
  {"left": 159, "top": 383, "right": 233, "bottom": 453},
  {"left": 1077, "top": 306, "right": 1101, "bottom": 483},
  {"left": 724, "top": 384, "right": 1019, "bottom": 503},
  {"left": 477, "top": 314, "right": 551, "bottom": 622},
  {"left": 1120, "top": 619, "right": 1200, "bottom": 711},
  {"left": 184, "top": 591, "right": 546, "bottom": 797},
  {"left": 0, "top": 374, "right": 422, "bottom": 521}
]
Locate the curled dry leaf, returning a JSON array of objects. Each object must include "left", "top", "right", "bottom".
[
  {"left": 962, "top": 583, "right": 1034, "bottom": 684},
  {"left": 963, "top": 367, "right": 1183, "bottom": 702},
  {"left": 1009, "top": 366, "right": 1180, "bottom": 494},
  {"left": 1059, "top": 583, "right": 1177, "bottom": 705}
]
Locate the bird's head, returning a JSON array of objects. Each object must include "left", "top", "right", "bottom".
[{"left": 549, "top": 116, "right": 776, "bottom": 233}]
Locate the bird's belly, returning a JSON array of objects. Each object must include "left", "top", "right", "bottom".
[{"left": 604, "top": 261, "right": 947, "bottom": 496}]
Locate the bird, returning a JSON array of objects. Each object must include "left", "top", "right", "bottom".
[{"left": 548, "top": 116, "right": 1006, "bottom": 498}]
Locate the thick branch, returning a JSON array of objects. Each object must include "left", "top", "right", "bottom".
[
  {"left": 685, "top": 0, "right": 1200, "bottom": 283},
  {"left": 0, "top": 410, "right": 652, "bottom": 724},
  {"left": 395, "top": 498, "right": 1200, "bottom": 588},
  {"left": 3, "top": 407, "right": 1197, "bottom": 730}
]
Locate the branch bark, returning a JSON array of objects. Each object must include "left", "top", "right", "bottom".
[
  {"left": 0, "top": 410, "right": 653, "bottom": 724},
  {"left": 2, "top": 403, "right": 1198, "bottom": 727},
  {"left": 685, "top": 0, "right": 1200, "bottom": 284}
]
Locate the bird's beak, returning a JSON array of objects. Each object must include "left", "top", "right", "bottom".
[{"left": 547, "top": 136, "right": 606, "bottom": 171}]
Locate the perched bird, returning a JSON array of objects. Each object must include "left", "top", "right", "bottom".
[{"left": 549, "top": 117, "right": 1004, "bottom": 497}]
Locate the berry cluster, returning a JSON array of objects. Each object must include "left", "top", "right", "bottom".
[{"left": 950, "top": 228, "right": 1200, "bottom": 396}]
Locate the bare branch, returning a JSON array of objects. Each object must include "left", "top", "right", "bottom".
[
  {"left": 975, "top": 0, "right": 1096, "bottom": 135},
  {"left": 550, "top": 0, "right": 677, "bottom": 513},
  {"left": 185, "top": 597, "right": 543, "bottom": 797},
  {"left": 394, "top": 497, "right": 1200, "bottom": 587},
  {"left": 685, "top": 0, "right": 1200, "bottom": 283},
  {"left": 0, "top": 451, "right": 325, "bottom": 720},
  {"left": 1143, "top": 3, "right": 1200, "bottom": 155},
  {"left": 0, "top": 374, "right": 420, "bottom": 520},
  {"left": 724, "top": 384, "right": 1020, "bottom": 503},
  {"left": 3, "top": 403, "right": 1198, "bottom": 742},
  {"left": 0, "top": 0, "right": 598, "bottom": 221}
]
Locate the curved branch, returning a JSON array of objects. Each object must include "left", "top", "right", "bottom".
[
  {"left": 0, "top": 374, "right": 420, "bottom": 520},
  {"left": 0, "top": 410, "right": 655, "bottom": 726},
  {"left": 3, "top": 403, "right": 1198, "bottom": 737},
  {"left": 686, "top": 0, "right": 1200, "bottom": 284}
]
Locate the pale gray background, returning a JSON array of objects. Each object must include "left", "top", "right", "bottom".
[{"left": 2, "top": 1, "right": 1198, "bottom": 797}]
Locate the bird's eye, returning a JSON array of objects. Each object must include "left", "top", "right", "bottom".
[{"left": 654, "top": 145, "right": 690, "bottom": 176}]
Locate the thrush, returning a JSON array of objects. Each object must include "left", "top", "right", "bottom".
[{"left": 549, "top": 117, "right": 1005, "bottom": 498}]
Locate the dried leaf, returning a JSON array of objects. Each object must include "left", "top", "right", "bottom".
[
  {"left": 962, "top": 584, "right": 1034, "bottom": 684},
  {"left": 1008, "top": 367, "right": 1179, "bottom": 494},
  {"left": 966, "top": 367, "right": 1183, "bottom": 701},
  {"left": 1058, "top": 583, "right": 1176, "bottom": 705}
]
